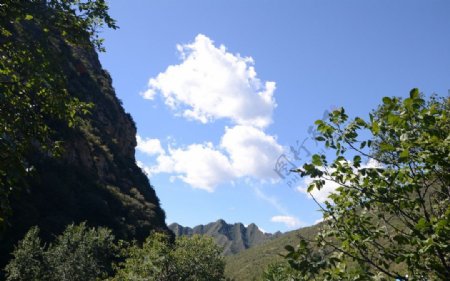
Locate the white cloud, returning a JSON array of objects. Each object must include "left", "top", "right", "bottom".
[
  {"left": 136, "top": 160, "right": 152, "bottom": 176},
  {"left": 271, "top": 215, "right": 302, "bottom": 229},
  {"left": 150, "top": 142, "right": 235, "bottom": 192},
  {"left": 254, "top": 187, "right": 304, "bottom": 230},
  {"left": 138, "top": 34, "right": 284, "bottom": 192},
  {"left": 297, "top": 177, "right": 340, "bottom": 203},
  {"left": 314, "top": 217, "right": 324, "bottom": 225},
  {"left": 221, "top": 125, "right": 284, "bottom": 179},
  {"left": 140, "top": 88, "right": 156, "bottom": 100},
  {"left": 144, "top": 126, "right": 283, "bottom": 191},
  {"left": 143, "top": 34, "right": 276, "bottom": 128},
  {"left": 136, "top": 135, "right": 164, "bottom": 156},
  {"left": 363, "top": 158, "right": 383, "bottom": 169},
  {"left": 254, "top": 186, "right": 289, "bottom": 215}
]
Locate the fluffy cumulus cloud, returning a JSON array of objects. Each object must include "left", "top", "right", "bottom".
[
  {"left": 138, "top": 34, "right": 284, "bottom": 192},
  {"left": 151, "top": 143, "right": 235, "bottom": 192},
  {"left": 137, "top": 129, "right": 283, "bottom": 191},
  {"left": 136, "top": 135, "right": 165, "bottom": 156},
  {"left": 221, "top": 125, "right": 283, "bottom": 179},
  {"left": 142, "top": 34, "right": 276, "bottom": 128},
  {"left": 271, "top": 215, "right": 302, "bottom": 229}
]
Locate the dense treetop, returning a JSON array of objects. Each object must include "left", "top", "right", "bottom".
[{"left": 267, "top": 91, "right": 449, "bottom": 280}]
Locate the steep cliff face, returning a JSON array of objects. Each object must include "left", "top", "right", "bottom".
[
  {"left": 1, "top": 32, "right": 169, "bottom": 265},
  {"left": 169, "top": 220, "right": 281, "bottom": 255}
]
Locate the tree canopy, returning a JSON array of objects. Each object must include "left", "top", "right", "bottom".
[
  {"left": 5, "top": 223, "right": 118, "bottom": 281},
  {"left": 111, "top": 233, "right": 226, "bottom": 281},
  {"left": 273, "top": 90, "right": 449, "bottom": 280},
  {"left": 6, "top": 224, "right": 227, "bottom": 281}
]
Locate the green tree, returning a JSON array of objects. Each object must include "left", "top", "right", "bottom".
[
  {"left": 112, "top": 233, "right": 226, "bottom": 281},
  {"left": 173, "top": 234, "right": 226, "bottom": 281},
  {"left": 280, "top": 90, "right": 449, "bottom": 280},
  {"left": 4, "top": 227, "right": 47, "bottom": 280},
  {"left": 47, "top": 223, "right": 119, "bottom": 281},
  {"left": 111, "top": 232, "right": 175, "bottom": 281},
  {"left": 0, "top": 0, "right": 117, "bottom": 228},
  {"left": 5, "top": 223, "right": 119, "bottom": 281}
]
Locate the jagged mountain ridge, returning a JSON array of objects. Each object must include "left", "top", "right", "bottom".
[{"left": 169, "top": 220, "right": 282, "bottom": 255}]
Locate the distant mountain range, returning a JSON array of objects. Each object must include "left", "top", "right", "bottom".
[{"left": 169, "top": 220, "right": 282, "bottom": 255}]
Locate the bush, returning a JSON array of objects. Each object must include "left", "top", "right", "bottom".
[{"left": 5, "top": 223, "right": 118, "bottom": 281}]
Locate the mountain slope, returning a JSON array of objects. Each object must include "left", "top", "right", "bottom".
[
  {"left": 0, "top": 23, "right": 169, "bottom": 267},
  {"left": 169, "top": 220, "right": 281, "bottom": 255},
  {"left": 225, "top": 223, "right": 322, "bottom": 281}
]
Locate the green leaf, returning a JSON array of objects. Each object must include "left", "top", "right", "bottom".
[
  {"left": 360, "top": 141, "right": 366, "bottom": 149},
  {"left": 24, "top": 14, "right": 33, "bottom": 20},
  {"left": 415, "top": 218, "right": 428, "bottom": 231},
  {"left": 399, "top": 149, "right": 409, "bottom": 160},
  {"left": 353, "top": 155, "right": 361, "bottom": 167},
  {"left": 371, "top": 121, "right": 380, "bottom": 134},
  {"left": 355, "top": 117, "right": 366, "bottom": 127},
  {"left": 312, "top": 154, "right": 323, "bottom": 166},
  {"left": 315, "top": 119, "right": 324, "bottom": 125},
  {"left": 284, "top": 245, "right": 295, "bottom": 253},
  {"left": 409, "top": 88, "right": 420, "bottom": 99},
  {"left": 382, "top": 97, "right": 392, "bottom": 105}
]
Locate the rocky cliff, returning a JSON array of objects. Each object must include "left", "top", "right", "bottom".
[
  {"left": 0, "top": 30, "right": 169, "bottom": 265},
  {"left": 169, "top": 220, "right": 281, "bottom": 255}
]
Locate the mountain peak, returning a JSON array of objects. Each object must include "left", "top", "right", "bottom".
[
  {"left": 216, "top": 219, "right": 227, "bottom": 225},
  {"left": 169, "top": 220, "right": 277, "bottom": 255}
]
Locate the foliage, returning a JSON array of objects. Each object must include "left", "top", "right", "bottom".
[
  {"left": 173, "top": 234, "right": 226, "bottom": 281},
  {"left": 46, "top": 223, "right": 119, "bottom": 280},
  {"left": 263, "top": 261, "right": 303, "bottom": 281},
  {"left": 111, "top": 233, "right": 227, "bottom": 281},
  {"left": 3, "top": 227, "right": 46, "bottom": 280},
  {"left": 5, "top": 223, "right": 119, "bottom": 281},
  {"left": 0, "top": 0, "right": 117, "bottom": 228},
  {"left": 111, "top": 232, "right": 173, "bottom": 281},
  {"left": 279, "top": 90, "right": 449, "bottom": 280}
]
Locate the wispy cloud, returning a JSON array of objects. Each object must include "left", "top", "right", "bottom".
[
  {"left": 271, "top": 215, "right": 302, "bottom": 229},
  {"left": 254, "top": 186, "right": 289, "bottom": 215},
  {"left": 254, "top": 186, "right": 304, "bottom": 229}
]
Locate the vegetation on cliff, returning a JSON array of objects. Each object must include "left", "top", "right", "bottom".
[{"left": 0, "top": 0, "right": 168, "bottom": 270}]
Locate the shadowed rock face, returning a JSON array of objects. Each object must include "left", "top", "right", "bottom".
[
  {"left": 1, "top": 28, "right": 169, "bottom": 267},
  {"left": 169, "top": 220, "right": 281, "bottom": 255}
]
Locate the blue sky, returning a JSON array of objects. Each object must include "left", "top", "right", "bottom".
[{"left": 99, "top": 0, "right": 450, "bottom": 233}]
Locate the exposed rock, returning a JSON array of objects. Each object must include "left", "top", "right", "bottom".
[
  {"left": 1, "top": 30, "right": 169, "bottom": 266},
  {"left": 169, "top": 220, "right": 280, "bottom": 255}
]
